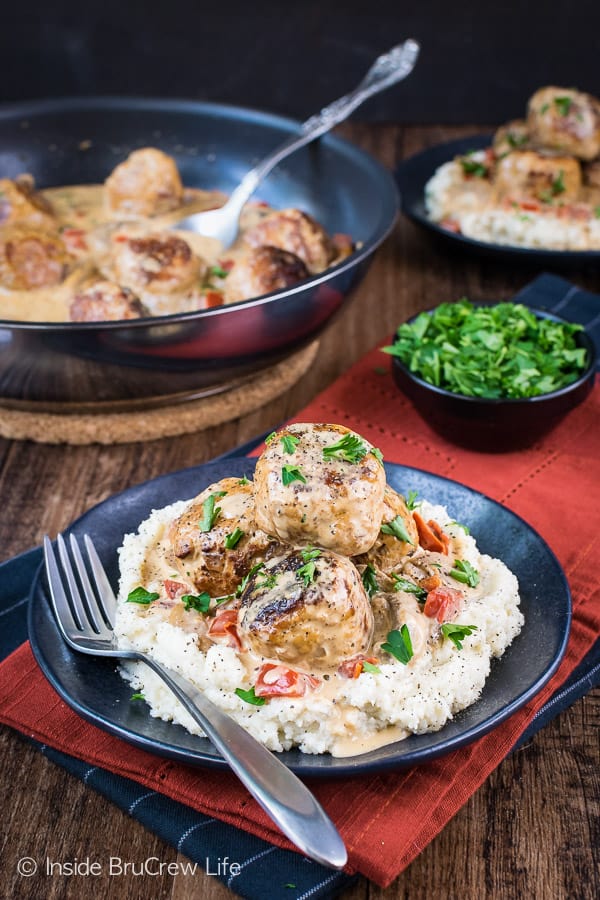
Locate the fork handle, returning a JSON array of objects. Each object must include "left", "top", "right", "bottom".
[{"left": 139, "top": 654, "right": 347, "bottom": 870}]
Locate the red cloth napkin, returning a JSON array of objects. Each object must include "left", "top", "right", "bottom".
[{"left": 1, "top": 346, "right": 599, "bottom": 887}]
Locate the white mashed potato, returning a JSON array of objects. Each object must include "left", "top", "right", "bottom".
[
  {"left": 115, "top": 496, "right": 523, "bottom": 757},
  {"left": 425, "top": 156, "right": 600, "bottom": 250}
]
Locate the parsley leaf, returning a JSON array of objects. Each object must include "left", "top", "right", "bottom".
[
  {"left": 381, "top": 515, "right": 414, "bottom": 544},
  {"left": 540, "top": 102, "right": 550, "bottom": 114},
  {"left": 441, "top": 623, "right": 478, "bottom": 650},
  {"left": 322, "top": 432, "right": 369, "bottom": 464},
  {"left": 297, "top": 560, "right": 317, "bottom": 586},
  {"left": 181, "top": 592, "right": 211, "bottom": 613},
  {"left": 236, "top": 562, "right": 264, "bottom": 597},
  {"left": 372, "top": 446, "right": 384, "bottom": 465},
  {"left": 281, "top": 434, "right": 300, "bottom": 454},
  {"left": 199, "top": 492, "right": 225, "bottom": 532},
  {"left": 391, "top": 574, "right": 427, "bottom": 600},
  {"left": 224, "top": 527, "right": 245, "bottom": 549},
  {"left": 238, "top": 475, "right": 250, "bottom": 485},
  {"left": 450, "top": 559, "right": 480, "bottom": 588},
  {"left": 126, "top": 586, "right": 159, "bottom": 605},
  {"left": 265, "top": 431, "right": 277, "bottom": 443},
  {"left": 449, "top": 520, "right": 470, "bottom": 535},
  {"left": 209, "top": 264, "right": 229, "bottom": 279},
  {"left": 381, "top": 625, "right": 414, "bottom": 665},
  {"left": 551, "top": 169, "right": 566, "bottom": 195},
  {"left": 300, "top": 546, "right": 321, "bottom": 562},
  {"left": 235, "top": 686, "right": 266, "bottom": 706},
  {"left": 554, "top": 95, "right": 572, "bottom": 116},
  {"left": 362, "top": 563, "right": 379, "bottom": 597},
  {"left": 130, "top": 692, "right": 145, "bottom": 701},
  {"left": 405, "top": 490, "right": 420, "bottom": 511},
  {"left": 281, "top": 465, "right": 306, "bottom": 486},
  {"left": 460, "top": 156, "right": 487, "bottom": 178},
  {"left": 361, "top": 660, "right": 381, "bottom": 674},
  {"left": 594, "top": 206, "right": 600, "bottom": 219},
  {"left": 255, "top": 573, "right": 278, "bottom": 591}
]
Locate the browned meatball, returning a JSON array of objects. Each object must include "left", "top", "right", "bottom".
[
  {"left": 243, "top": 208, "right": 335, "bottom": 273},
  {"left": 110, "top": 232, "right": 203, "bottom": 295},
  {"left": 69, "top": 280, "right": 147, "bottom": 322},
  {"left": 224, "top": 245, "right": 308, "bottom": 304},
  {"left": 493, "top": 119, "right": 531, "bottom": 157},
  {"left": 353, "top": 486, "right": 419, "bottom": 573},
  {"left": 254, "top": 423, "right": 386, "bottom": 557},
  {"left": 169, "top": 476, "right": 278, "bottom": 598},
  {"left": 0, "top": 228, "right": 71, "bottom": 290},
  {"left": 104, "top": 148, "right": 184, "bottom": 218},
  {"left": 493, "top": 150, "right": 582, "bottom": 204},
  {"left": 0, "top": 176, "right": 56, "bottom": 231},
  {"left": 527, "top": 87, "right": 600, "bottom": 161},
  {"left": 583, "top": 159, "right": 600, "bottom": 191},
  {"left": 238, "top": 548, "right": 373, "bottom": 668}
]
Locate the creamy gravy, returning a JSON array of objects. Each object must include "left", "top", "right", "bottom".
[{"left": 0, "top": 185, "right": 273, "bottom": 323}]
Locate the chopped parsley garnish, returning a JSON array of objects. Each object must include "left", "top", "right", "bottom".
[
  {"left": 460, "top": 156, "right": 487, "bottom": 178},
  {"left": 297, "top": 561, "right": 317, "bottom": 586},
  {"left": 381, "top": 625, "right": 414, "bottom": 665},
  {"left": 362, "top": 563, "right": 379, "bottom": 597},
  {"left": 265, "top": 431, "right": 277, "bottom": 443},
  {"left": 281, "top": 465, "right": 306, "bottom": 486},
  {"left": 449, "top": 520, "right": 470, "bottom": 534},
  {"left": 199, "top": 492, "right": 226, "bottom": 532},
  {"left": 209, "top": 265, "right": 229, "bottom": 279},
  {"left": 126, "top": 586, "right": 159, "bottom": 605},
  {"left": 381, "top": 515, "right": 414, "bottom": 544},
  {"left": 235, "top": 686, "right": 266, "bottom": 706},
  {"left": 540, "top": 102, "right": 550, "bottom": 115},
  {"left": 236, "top": 562, "right": 264, "bottom": 596},
  {"left": 372, "top": 446, "right": 384, "bottom": 466},
  {"left": 552, "top": 169, "right": 566, "bottom": 195},
  {"left": 130, "top": 692, "right": 145, "bottom": 701},
  {"left": 507, "top": 131, "right": 528, "bottom": 149},
  {"left": 181, "top": 592, "right": 211, "bottom": 613},
  {"left": 224, "top": 527, "right": 245, "bottom": 549},
  {"left": 594, "top": 206, "right": 600, "bottom": 219},
  {"left": 450, "top": 559, "right": 480, "bottom": 588},
  {"left": 256, "top": 573, "right": 278, "bottom": 591},
  {"left": 361, "top": 660, "right": 381, "bottom": 674},
  {"left": 300, "top": 546, "right": 321, "bottom": 562},
  {"left": 391, "top": 574, "right": 426, "bottom": 600},
  {"left": 554, "top": 95, "right": 572, "bottom": 116},
  {"left": 405, "top": 489, "right": 420, "bottom": 510},
  {"left": 238, "top": 475, "right": 250, "bottom": 485},
  {"left": 322, "top": 432, "right": 369, "bottom": 464},
  {"left": 281, "top": 434, "right": 300, "bottom": 454},
  {"left": 381, "top": 299, "right": 587, "bottom": 399},
  {"left": 441, "top": 623, "right": 478, "bottom": 649}
]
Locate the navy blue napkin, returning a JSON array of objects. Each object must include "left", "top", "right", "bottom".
[{"left": 2, "top": 272, "right": 598, "bottom": 900}]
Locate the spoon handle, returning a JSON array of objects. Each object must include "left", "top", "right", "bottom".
[{"left": 227, "top": 39, "right": 420, "bottom": 211}]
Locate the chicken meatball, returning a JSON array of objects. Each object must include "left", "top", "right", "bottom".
[
  {"left": 69, "top": 280, "right": 147, "bottom": 322},
  {"left": 224, "top": 245, "right": 308, "bottom": 304},
  {"left": 353, "top": 486, "right": 419, "bottom": 573},
  {"left": 527, "top": 87, "right": 600, "bottom": 161},
  {"left": 110, "top": 232, "right": 203, "bottom": 295},
  {"left": 169, "top": 477, "right": 277, "bottom": 598},
  {"left": 238, "top": 548, "right": 373, "bottom": 668},
  {"left": 492, "top": 119, "right": 531, "bottom": 156},
  {"left": 493, "top": 150, "right": 581, "bottom": 204},
  {"left": 0, "top": 176, "right": 56, "bottom": 230},
  {"left": 104, "top": 148, "right": 184, "bottom": 218},
  {"left": 254, "top": 423, "right": 386, "bottom": 557},
  {"left": 243, "top": 208, "right": 335, "bottom": 273},
  {"left": 0, "top": 228, "right": 71, "bottom": 290}
]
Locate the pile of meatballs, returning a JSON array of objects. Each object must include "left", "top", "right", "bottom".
[
  {"left": 0, "top": 147, "right": 349, "bottom": 322},
  {"left": 457, "top": 86, "right": 600, "bottom": 214},
  {"left": 163, "top": 423, "right": 461, "bottom": 677}
]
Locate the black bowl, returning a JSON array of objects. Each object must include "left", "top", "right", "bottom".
[
  {"left": 391, "top": 307, "right": 597, "bottom": 452},
  {"left": 0, "top": 97, "right": 398, "bottom": 407}
]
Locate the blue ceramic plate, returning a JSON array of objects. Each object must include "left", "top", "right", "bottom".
[
  {"left": 396, "top": 135, "right": 600, "bottom": 263},
  {"left": 28, "top": 458, "right": 570, "bottom": 777}
]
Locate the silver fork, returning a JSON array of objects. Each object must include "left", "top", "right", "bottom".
[
  {"left": 43, "top": 532, "right": 347, "bottom": 870},
  {"left": 174, "top": 39, "right": 420, "bottom": 246}
]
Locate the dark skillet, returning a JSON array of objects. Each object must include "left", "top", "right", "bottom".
[{"left": 0, "top": 97, "right": 398, "bottom": 407}]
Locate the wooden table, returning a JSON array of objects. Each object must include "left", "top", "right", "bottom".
[{"left": 1, "top": 125, "right": 598, "bottom": 900}]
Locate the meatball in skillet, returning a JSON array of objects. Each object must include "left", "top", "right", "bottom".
[
  {"left": 243, "top": 208, "right": 335, "bottom": 274},
  {"left": 69, "top": 280, "right": 147, "bottom": 322},
  {"left": 238, "top": 547, "right": 374, "bottom": 668},
  {"left": 254, "top": 423, "right": 386, "bottom": 557},
  {"left": 493, "top": 150, "right": 581, "bottom": 205},
  {"left": 224, "top": 245, "right": 308, "bottom": 304},
  {"left": 0, "top": 176, "right": 56, "bottom": 231},
  {"left": 110, "top": 232, "right": 204, "bottom": 295},
  {"left": 104, "top": 147, "right": 184, "bottom": 218},
  {"left": 0, "top": 228, "right": 72, "bottom": 290},
  {"left": 169, "top": 476, "right": 278, "bottom": 598},
  {"left": 353, "top": 485, "right": 418, "bottom": 573}
]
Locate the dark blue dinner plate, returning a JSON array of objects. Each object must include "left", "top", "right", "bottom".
[
  {"left": 396, "top": 135, "right": 600, "bottom": 263},
  {"left": 28, "top": 458, "right": 570, "bottom": 777}
]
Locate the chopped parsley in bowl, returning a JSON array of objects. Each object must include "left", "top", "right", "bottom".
[{"left": 383, "top": 300, "right": 596, "bottom": 451}]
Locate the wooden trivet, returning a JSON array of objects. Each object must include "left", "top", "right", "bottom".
[{"left": 0, "top": 342, "right": 318, "bottom": 445}]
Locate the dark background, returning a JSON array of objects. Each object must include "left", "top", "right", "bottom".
[{"left": 3, "top": 0, "right": 600, "bottom": 123}]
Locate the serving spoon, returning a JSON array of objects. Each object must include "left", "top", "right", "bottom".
[{"left": 175, "top": 38, "right": 420, "bottom": 246}]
